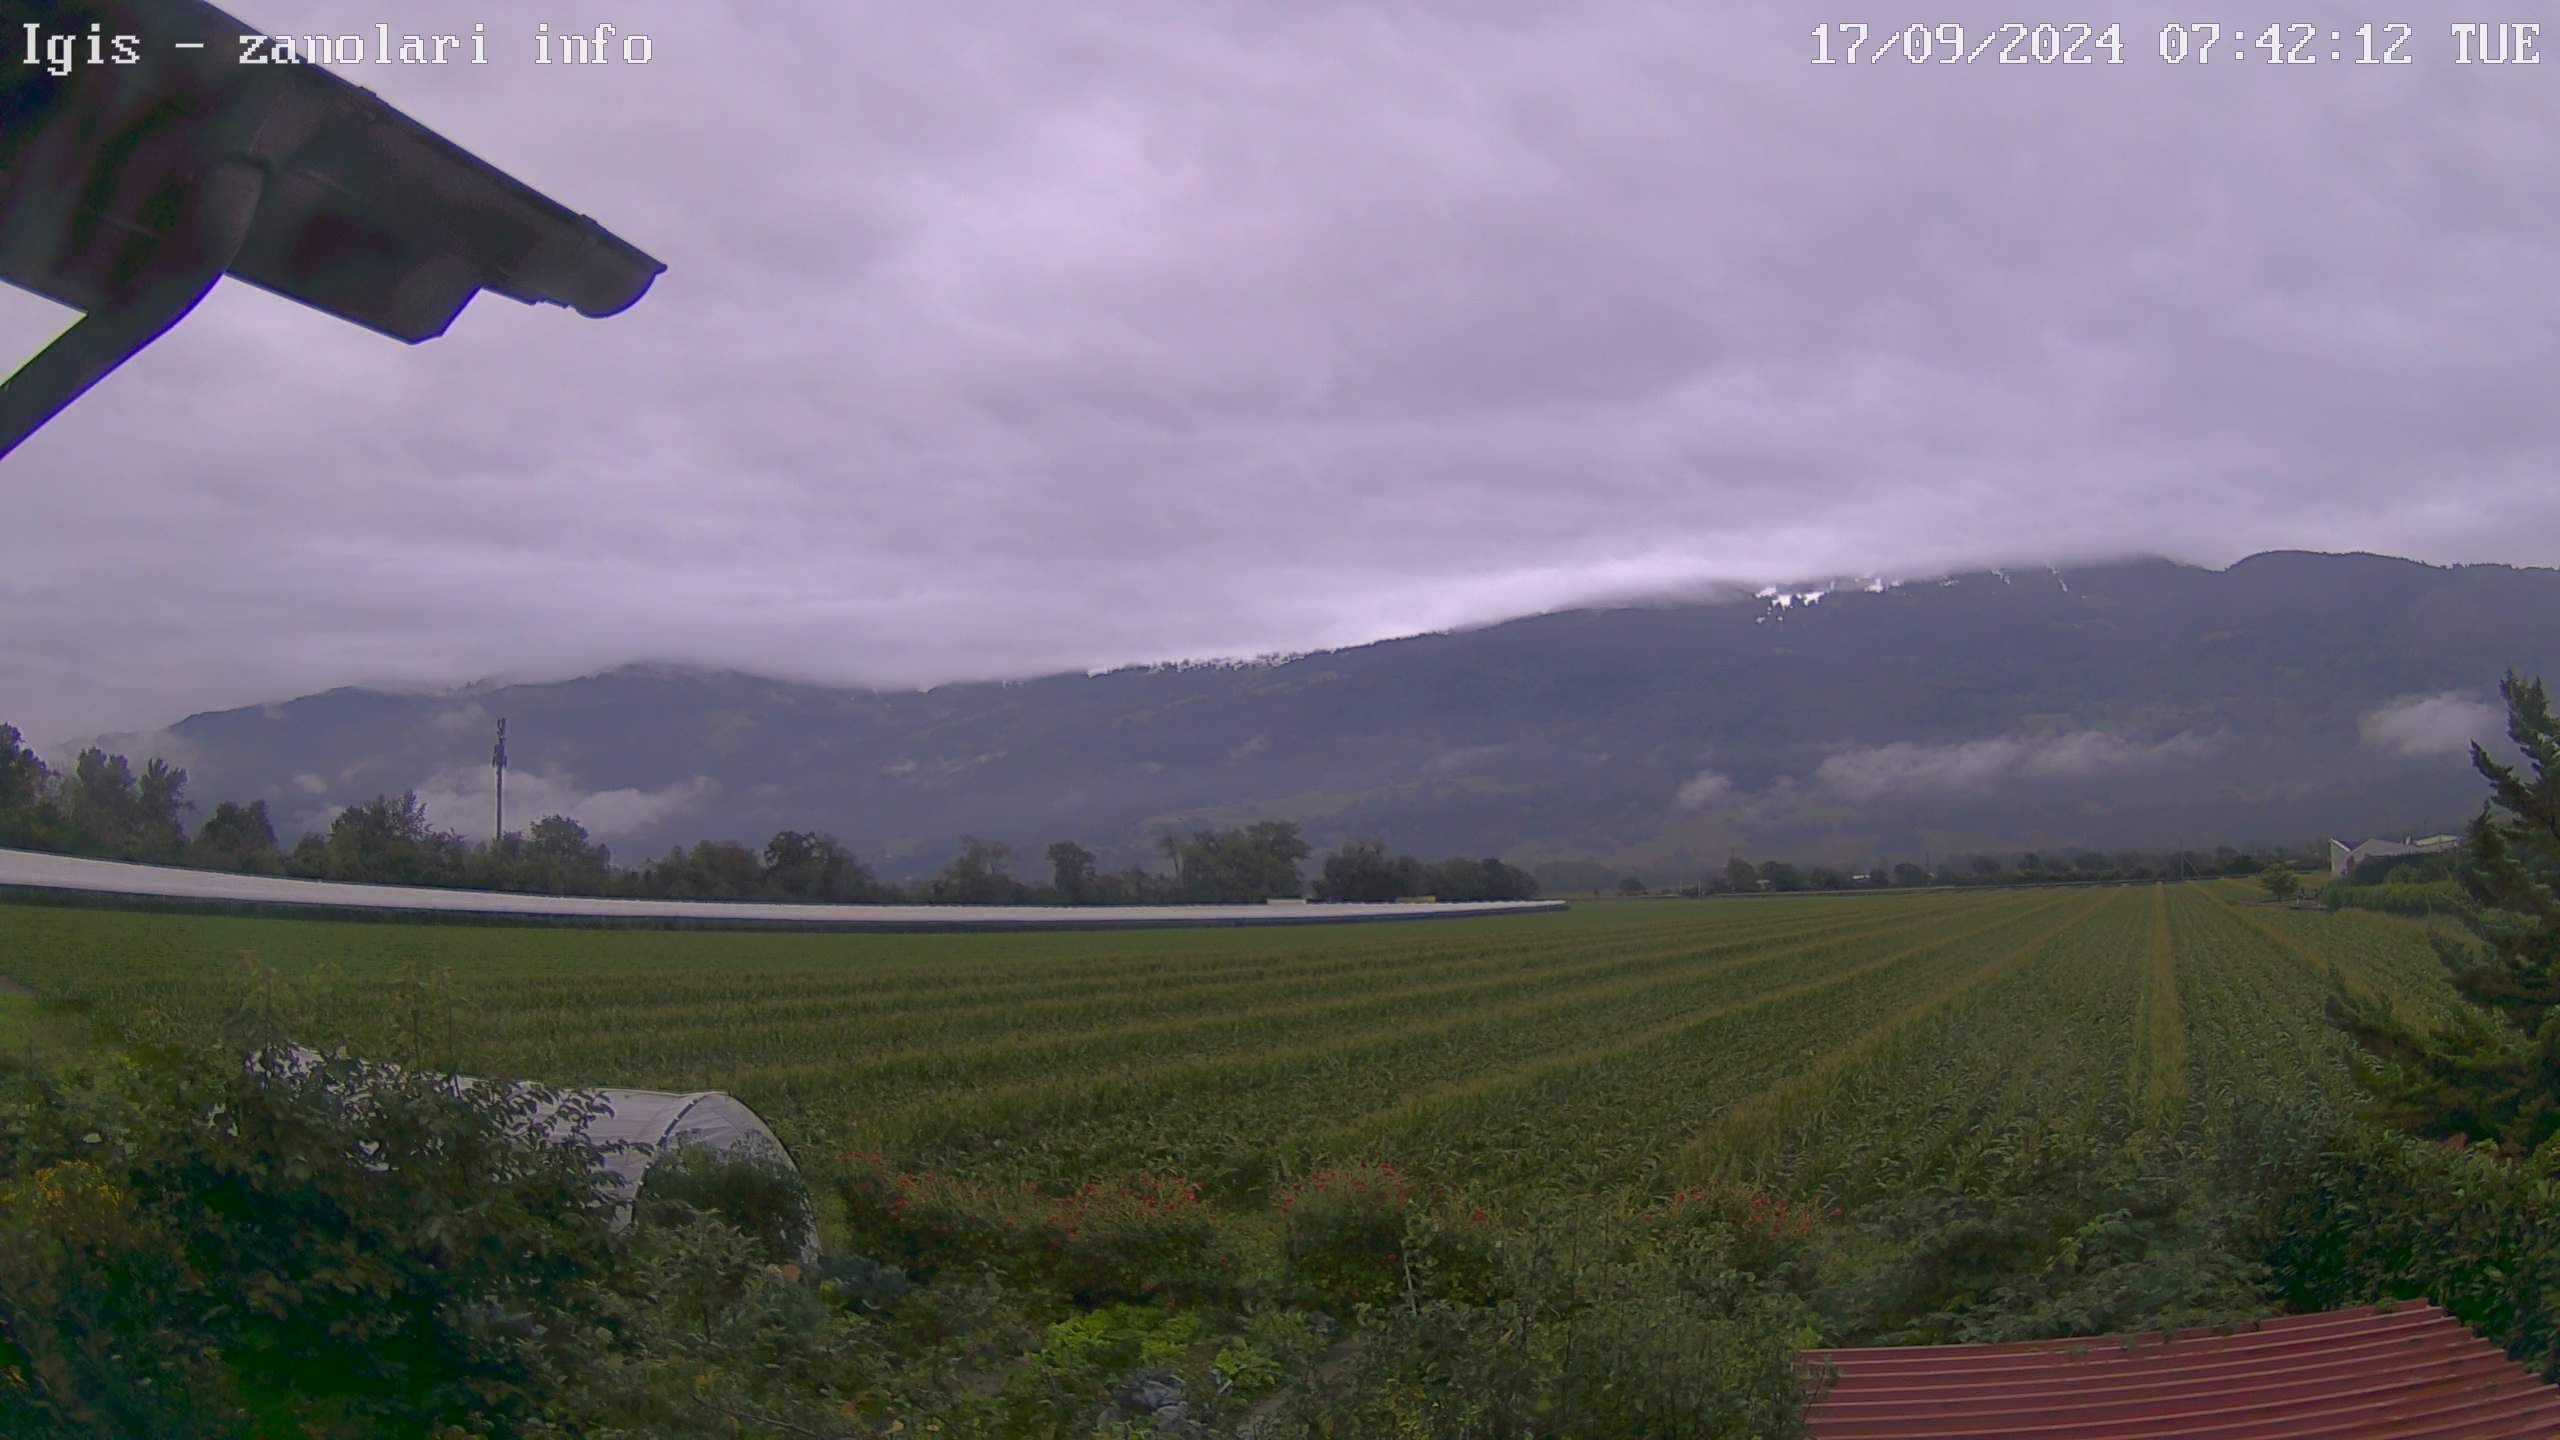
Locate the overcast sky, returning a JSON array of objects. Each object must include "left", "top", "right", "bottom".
[{"left": 7, "top": 1, "right": 2558, "bottom": 746}]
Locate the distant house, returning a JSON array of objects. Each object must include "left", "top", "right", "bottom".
[{"left": 2329, "top": 833, "right": 2462, "bottom": 879}]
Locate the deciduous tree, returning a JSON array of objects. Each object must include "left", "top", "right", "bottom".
[
  {"left": 187, "top": 800, "right": 281, "bottom": 875},
  {"left": 1046, "top": 840, "right": 1097, "bottom": 903}
]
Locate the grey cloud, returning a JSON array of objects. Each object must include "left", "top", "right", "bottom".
[
  {"left": 1817, "top": 731, "right": 2214, "bottom": 801},
  {"left": 428, "top": 703, "right": 496, "bottom": 737},
  {"left": 2017, "top": 731, "right": 2216, "bottom": 779},
  {"left": 407, "top": 765, "right": 719, "bottom": 844},
  {"left": 1428, "top": 745, "right": 1504, "bottom": 774},
  {"left": 69, "top": 727, "right": 210, "bottom": 777},
  {"left": 1673, "top": 771, "right": 1733, "bottom": 812},
  {"left": 2358, "top": 693, "right": 2506, "bottom": 757},
  {"left": 7, "top": 2, "right": 2560, "bottom": 744}
]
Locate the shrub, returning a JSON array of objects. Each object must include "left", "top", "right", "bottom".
[
  {"left": 516, "top": 1209, "right": 902, "bottom": 1439},
  {"left": 831, "top": 1153, "right": 1239, "bottom": 1306},
  {"left": 1643, "top": 1179, "right": 1829, "bottom": 1283},
  {"left": 1275, "top": 1162, "right": 1420, "bottom": 1310},
  {"left": 1029, "top": 1174, "right": 1234, "bottom": 1306},
  {"left": 1014, "top": 1302, "right": 1205, "bottom": 1389},
  {"left": 633, "top": 1140, "right": 816, "bottom": 1266},
  {"left": 2326, "top": 882, "right": 2465, "bottom": 918},
  {"left": 0, "top": 1037, "right": 621, "bottom": 1438},
  {"left": 833, "top": 1149, "right": 1010, "bottom": 1279},
  {"left": 2242, "top": 1123, "right": 2560, "bottom": 1379},
  {"left": 1295, "top": 1212, "right": 1818, "bottom": 1439}
]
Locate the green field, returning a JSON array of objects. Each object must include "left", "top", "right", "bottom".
[
  {"left": 0, "top": 881, "right": 2463, "bottom": 1215},
  {"left": 12, "top": 876, "right": 2543, "bottom": 1435}
]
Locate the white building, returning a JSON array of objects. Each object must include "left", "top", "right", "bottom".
[{"left": 2328, "top": 833, "right": 2462, "bottom": 879}]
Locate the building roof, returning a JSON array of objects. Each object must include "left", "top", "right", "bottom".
[
  {"left": 2334, "top": 836, "right": 2463, "bottom": 855},
  {"left": 2, "top": 0, "right": 665, "bottom": 340},
  {"left": 1802, "top": 1303, "right": 2560, "bottom": 1439}
]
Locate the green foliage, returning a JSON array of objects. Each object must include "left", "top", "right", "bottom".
[
  {"left": 1213, "top": 1308, "right": 1323, "bottom": 1396},
  {"left": 2257, "top": 864, "right": 2301, "bottom": 903},
  {"left": 0, "top": 740, "right": 194, "bottom": 863},
  {"left": 2325, "top": 882, "right": 2463, "bottom": 917},
  {"left": 10, "top": 864, "right": 2552, "bottom": 1433},
  {"left": 1047, "top": 839, "right": 1099, "bottom": 902},
  {"left": 0, "top": 1031, "right": 620, "bottom": 1437},
  {"left": 637, "top": 838, "right": 763, "bottom": 900},
  {"left": 930, "top": 835, "right": 1024, "bottom": 904},
  {"left": 1293, "top": 1215, "right": 1816, "bottom": 1440},
  {"left": 1759, "top": 859, "right": 1806, "bottom": 891},
  {"left": 833, "top": 1153, "right": 1241, "bottom": 1307},
  {"left": 1168, "top": 821, "right": 1313, "bottom": 902},
  {"left": 1818, "top": 1171, "right": 2270, "bottom": 1348},
  {"left": 0, "top": 725, "right": 43, "bottom": 815},
  {"left": 187, "top": 799, "right": 283, "bottom": 875},
  {"left": 1310, "top": 839, "right": 1424, "bottom": 903},
  {"left": 1276, "top": 1162, "right": 1421, "bottom": 1310},
  {"left": 1642, "top": 1180, "right": 1827, "bottom": 1284},
  {"left": 515, "top": 1211, "right": 899, "bottom": 1440},
  {"left": 756, "top": 827, "right": 870, "bottom": 901},
  {"left": 514, "top": 814, "right": 616, "bottom": 896},
  {"left": 632, "top": 1142, "right": 816, "bottom": 1267},
  {"left": 2346, "top": 850, "right": 2462, "bottom": 886},
  {"left": 2240, "top": 1119, "right": 2560, "bottom": 1379},
  {"left": 2332, "top": 670, "right": 2560, "bottom": 1152},
  {"left": 322, "top": 791, "right": 468, "bottom": 886},
  {"left": 1005, "top": 1301, "right": 1208, "bottom": 1424}
]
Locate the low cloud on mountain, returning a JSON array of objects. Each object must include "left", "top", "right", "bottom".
[
  {"left": 2358, "top": 693, "right": 2507, "bottom": 758},
  {"left": 406, "top": 766, "right": 720, "bottom": 847},
  {"left": 1815, "top": 731, "right": 2215, "bottom": 802}
]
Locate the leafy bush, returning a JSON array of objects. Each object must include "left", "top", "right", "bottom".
[
  {"left": 0, "top": 1035, "right": 621, "bottom": 1438},
  {"left": 1643, "top": 1179, "right": 1830, "bottom": 1283},
  {"left": 1004, "top": 1302, "right": 1209, "bottom": 1419},
  {"left": 1391, "top": 1193, "right": 1508, "bottom": 1308},
  {"left": 517, "top": 1209, "right": 899, "bottom": 1440},
  {"left": 1275, "top": 1162, "right": 1420, "bottom": 1309},
  {"left": 632, "top": 1140, "right": 815, "bottom": 1266},
  {"left": 2242, "top": 1123, "right": 2560, "bottom": 1379},
  {"left": 832, "top": 1152, "right": 1241, "bottom": 1306},
  {"left": 2325, "top": 882, "right": 2465, "bottom": 917},
  {"left": 1291, "top": 1213, "right": 1817, "bottom": 1439},
  {"left": 833, "top": 1149, "right": 1012, "bottom": 1278},
  {"left": 1036, "top": 1174, "right": 1237, "bottom": 1306}
]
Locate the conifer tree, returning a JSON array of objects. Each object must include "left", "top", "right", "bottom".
[{"left": 2330, "top": 671, "right": 2560, "bottom": 1156}]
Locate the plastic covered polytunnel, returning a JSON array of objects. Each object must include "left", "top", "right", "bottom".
[{"left": 269, "top": 1047, "right": 817, "bottom": 1261}]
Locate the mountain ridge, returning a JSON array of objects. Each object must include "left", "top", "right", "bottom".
[{"left": 88, "top": 551, "right": 2560, "bottom": 878}]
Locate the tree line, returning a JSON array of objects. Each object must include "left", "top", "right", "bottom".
[
  {"left": 0, "top": 724, "right": 1538, "bottom": 906},
  {"left": 1661, "top": 844, "right": 2315, "bottom": 896}
]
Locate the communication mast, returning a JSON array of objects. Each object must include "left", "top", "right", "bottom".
[{"left": 492, "top": 718, "right": 509, "bottom": 844}]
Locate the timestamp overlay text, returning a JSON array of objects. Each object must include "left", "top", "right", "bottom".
[{"left": 1811, "top": 22, "right": 2543, "bottom": 66}]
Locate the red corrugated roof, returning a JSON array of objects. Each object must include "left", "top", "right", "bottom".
[{"left": 1803, "top": 1304, "right": 2560, "bottom": 1439}]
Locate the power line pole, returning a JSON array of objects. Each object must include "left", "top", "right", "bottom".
[{"left": 492, "top": 718, "right": 508, "bottom": 846}]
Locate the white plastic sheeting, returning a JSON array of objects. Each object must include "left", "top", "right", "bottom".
[
  {"left": 270, "top": 1047, "right": 816, "bottom": 1259},
  {"left": 2, "top": 847, "right": 1565, "bottom": 929},
  {"left": 582, "top": 1086, "right": 798, "bottom": 1210}
]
